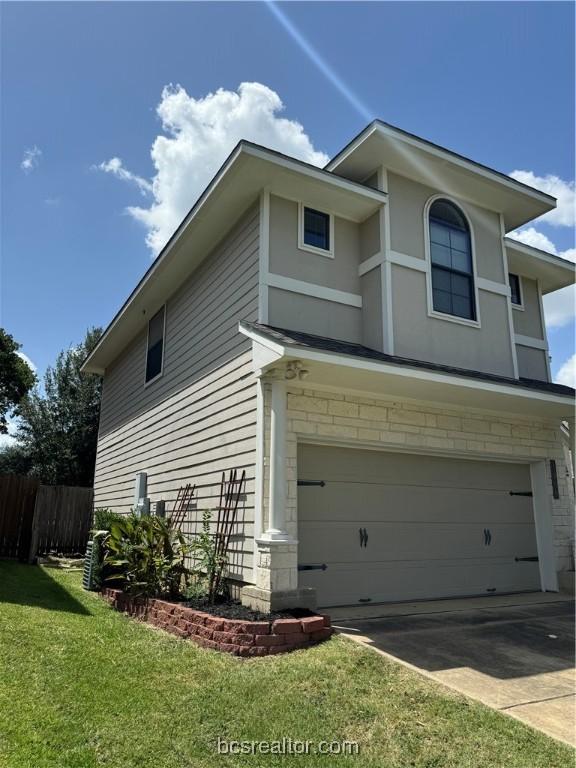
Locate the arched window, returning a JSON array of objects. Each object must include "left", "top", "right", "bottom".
[{"left": 429, "top": 199, "right": 476, "bottom": 321}]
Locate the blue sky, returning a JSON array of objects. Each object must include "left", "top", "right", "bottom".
[{"left": 1, "top": 1, "right": 574, "bottom": 388}]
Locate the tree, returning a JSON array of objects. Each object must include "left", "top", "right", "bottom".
[
  {"left": 0, "top": 443, "right": 32, "bottom": 476},
  {"left": 16, "top": 327, "right": 103, "bottom": 487},
  {"left": 0, "top": 328, "right": 36, "bottom": 433}
]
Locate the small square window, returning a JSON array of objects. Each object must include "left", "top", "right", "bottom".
[
  {"left": 509, "top": 273, "right": 522, "bottom": 306},
  {"left": 302, "top": 206, "right": 331, "bottom": 252},
  {"left": 145, "top": 306, "right": 165, "bottom": 383}
]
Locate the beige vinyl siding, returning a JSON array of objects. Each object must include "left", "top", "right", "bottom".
[
  {"left": 512, "top": 277, "right": 545, "bottom": 340},
  {"left": 93, "top": 203, "right": 259, "bottom": 582},
  {"left": 516, "top": 344, "right": 549, "bottom": 382}
]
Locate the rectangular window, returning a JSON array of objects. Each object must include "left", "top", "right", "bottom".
[
  {"left": 302, "top": 206, "right": 331, "bottom": 253},
  {"left": 145, "top": 306, "right": 165, "bottom": 383},
  {"left": 509, "top": 273, "right": 522, "bottom": 306},
  {"left": 430, "top": 220, "right": 476, "bottom": 321}
]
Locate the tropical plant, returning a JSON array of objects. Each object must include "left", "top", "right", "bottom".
[
  {"left": 190, "top": 509, "right": 227, "bottom": 603},
  {"left": 103, "top": 514, "right": 190, "bottom": 597}
]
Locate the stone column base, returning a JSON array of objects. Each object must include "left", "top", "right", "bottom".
[
  {"left": 241, "top": 585, "right": 317, "bottom": 613},
  {"left": 557, "top": 571, "right": 575, "bottom": 594}
]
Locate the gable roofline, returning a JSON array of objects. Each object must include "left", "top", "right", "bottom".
[
  {"left": 325, "top": 119, "right": 556, "bottom": 209},
  {"left": 81, "top": 141, "right": 386, "bottom": 374}
]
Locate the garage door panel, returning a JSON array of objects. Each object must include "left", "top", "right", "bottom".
[
  {"left": 299, "top": 484, "right": 534, "bottom": 525},
  {"left": 300, "top": 559, "right": 541, "bottom": 607},
  {"left": 299, "top": 521, "right": 538, "bottom": 563},
  {"left": 298, "top": 444, "right": 532, "bottom": 492},
  {"left": 298, "top": 445, "right": 540, "bottom": 607}
]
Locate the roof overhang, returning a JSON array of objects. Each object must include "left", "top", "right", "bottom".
[
  {"left": 241, "top": 324, "right": 574, "bottom": 421},
  {"left": 326, "top": 121, "right": 556, "bottom": 232},
  {"left": 505, "top": 238, "right": 575, "bottom": 294},
  {"left": 82, "top": 143, "right": 386, "bottom": 375}
]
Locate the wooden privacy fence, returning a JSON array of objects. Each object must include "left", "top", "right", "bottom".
[
  {"left": 0, "top": 475, "right": 93, "bottom": 562},
  {"left": 0, "top": 475, "right": 39, "bottom": 559}
]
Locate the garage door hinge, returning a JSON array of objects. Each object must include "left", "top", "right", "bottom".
[
  {"left": 297, "top": 480, "right": 326, "bottom": 487},
  {"left": 509, "top": 491, "right": 533, "bottom": 497},
  {"left": 298, "top": 564, "right": 327, "bottom": 571},
  {"left": 515, "top": 556, "right": 539, "bottom": 562}
]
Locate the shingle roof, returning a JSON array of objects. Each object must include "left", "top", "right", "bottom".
[{"left": 243, "top": 322, "right": 575, "bottom": 399}]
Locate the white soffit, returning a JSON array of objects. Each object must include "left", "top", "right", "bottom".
[
  {"left": 505, "top": 238, "right": 575, "bottom": 294},
  {"left": 242, "top": 332, "right": 573, "bottom": 421},
  {"left": 326, "top": 123, "right": 555, "bottom": 232}
]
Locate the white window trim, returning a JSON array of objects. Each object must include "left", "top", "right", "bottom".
[
  {"left": 298, "top": 202, "right": 334, "bottom": 258},
  {"left": 143, "top": 304, "right": 166, "bottom": 387},
  {"left": 423, "top": 193, "right": 481, "bottom": 329},
  {"left": 509, "top": 272, "right": 525, "bottom": 311}
]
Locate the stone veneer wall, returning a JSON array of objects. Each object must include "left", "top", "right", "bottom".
[
  {"left": 259, "top": 382, "right": 574, "bottom": 577},
  {"left": 102, "top": 588, "right": 332, "bottom": 656}
]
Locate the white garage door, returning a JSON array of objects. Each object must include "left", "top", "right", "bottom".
[{"left": 298, "top": 444, "right": 540, "bottom": 607}]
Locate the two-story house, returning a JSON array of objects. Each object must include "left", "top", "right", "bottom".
[{"left": 82, "top": 120, "right": 575, "bottom": 612}]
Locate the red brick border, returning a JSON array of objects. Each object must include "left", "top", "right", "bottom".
[{"left": 101, "top": 588, "right": 332, "bottom": 656}]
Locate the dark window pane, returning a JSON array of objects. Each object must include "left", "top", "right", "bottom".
[
  {"left": 433, "top": 288, "right": 452, "bottom": 315},
  {"left": 431, "top": 242, "right": 451, "bottom": 267},
  {"left": 304, "top": 207, "right": 330, "bottom": 250},
  {"left": 146, "top": 340, "right": 163, "bottom": 382},
  {"left": 509, "top": 273, "right": 521, "bottom": 305},
  {"left": 451, "top": 249, "right": 472, "bottom": 274},
  {"left": 430, "top": 200, "right": 467, "bottom": 230},
  {"left": 452, "top": 295, "right": 474, "bottom": 320},
  {"left": 430, "top": 221, "right": 450, "bottom": 246},
  {"left": 451, "top": 273, "right": 471, "bottom": 299},
  {"left": 146, "top": 307, "right": 165, "bottom": 382},
  {"left": 449, "top": 229, "right": 469, "bottom": 253},
  {"left": 431, "top": 266, "right": 451, "bottom": 292}
]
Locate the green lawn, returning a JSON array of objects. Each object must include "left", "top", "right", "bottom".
[{"left": 0, "top": 562, "right": 572, "bottom": 768}]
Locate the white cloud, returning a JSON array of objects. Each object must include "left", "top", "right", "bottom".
[
  {"left": 98, "top": 82, "right": 329, "bottom": 255},
  {"left": 556, "top": 354, "right": 576, "bottom": 387},
  {"left": 16, "top": 351, "right": 37, "bottom": 374},
  {"left": 543, "top": 284, "right": 575, "bottom": 329},
  {"left": 507, "top": 227, "right": 576, "bottom": 263},
  {"left": 509, "top": 170, "right": 575, "bottom": 228},
  {"left": 95, "top": 157, "right": 152, "bottom": 197},
  {"left": 44, "top": 197, "right": 61, "bottom": 207},
  {"left": 20, "top": 146, "right": 42, "bottom": 174}
]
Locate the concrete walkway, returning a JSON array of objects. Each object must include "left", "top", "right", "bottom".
[{"left": 334, "top": 593, "right": 575, "bottom": 746}]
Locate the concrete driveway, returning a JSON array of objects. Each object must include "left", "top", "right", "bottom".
[{"left": 333, "top": 593, "right": 575, "bottom": 745}]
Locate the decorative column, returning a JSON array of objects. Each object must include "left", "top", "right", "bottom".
[
  {"left": 262, "top": 379, "right": 289, "bottom": 541},
  {"left": 241, "top": 364, "right": 316, "bottom": 613}
]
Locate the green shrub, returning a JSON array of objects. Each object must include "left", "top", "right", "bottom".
[
  {"left": 103, "top": 513, "right": 190, "bottom": 598},
  {"left": 190, "top": 509, "right": 228, "bottom": 603},
  {"left": 91, "top": 508, "right": 126, "bottom": 589},
  {"left": 93, "top": 507, "right": 124, "bottom": 532},
  {"left": 183, "top": 576, "right": 210, "bottom": 602}
]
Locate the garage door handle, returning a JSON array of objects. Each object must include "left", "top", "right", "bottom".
[
  {"left": 298, "top": 564, "right": 327, "bottom": 571},
  {"left": 515, "top": 556, "right": 539, "bottom": 562}
]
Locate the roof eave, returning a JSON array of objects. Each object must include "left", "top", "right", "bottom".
[
  {"left": 82, "top": 143, "right": 386, "bottom": 375},
  {"left": 240, "top": 322, "right": 574, "bottom": 420},
  {"left": 325, "top": 121, "right": 556, "bottom": 230}
]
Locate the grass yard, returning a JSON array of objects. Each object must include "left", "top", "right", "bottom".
[{"left": 0, "top": 562, "right": 572, "bottom": 768}]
